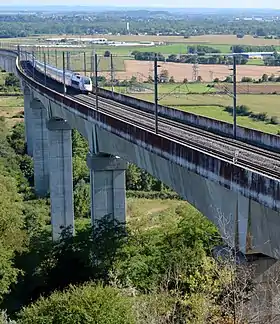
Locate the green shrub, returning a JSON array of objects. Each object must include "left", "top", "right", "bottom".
[
  {"left": 126, "top": 190, "right": 181, "bottom": 200},
  {"left": 17, "top": 284, "right": 135, "bottom": 324},
  {"left": 269, "top": 116, "right": 279, "bottom": 125}
]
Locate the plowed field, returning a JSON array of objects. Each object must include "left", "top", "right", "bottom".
[{"left": 104, "top": 60, "right": 280, "bottom": 83}]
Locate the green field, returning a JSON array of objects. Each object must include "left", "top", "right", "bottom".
[
  {"left": 247, "top": 58, "right": 264, "bottom": 66},
  {"left": 107, "top": 82, "right": 217, "bottom": 95},
  {"left": 129, "top": 91, "right": 280, "bottom": 134},
  {"left": 178, "top": 105, "right": 280, "bottom": 134},
  {"left": 0, "top": 96, "right": 24, "bottom": 128}
]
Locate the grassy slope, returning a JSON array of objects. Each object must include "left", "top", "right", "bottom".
[
  {"left": 0, "top": 96, "right": 24, "bottom": 128},
  {"left": 126, "top": 198, "right": 185, "bottom": 231},
  {"left": 106, "top": 83, "right": 217, "bottom": 94}
]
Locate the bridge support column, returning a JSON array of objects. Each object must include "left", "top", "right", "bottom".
[
  {"left": 246, "top": 254, "right": 280, "bottom": 322},
  {"left": 23, "top": 87, "right": 33, "bottom": 156},
  {"left": 86, "top": 153, "right": 127, "bottom": 225},
  {"left": 47, "top": 119, "right": 74, "bottom": 241},
  {"left": 31, "top": 99, "right": 49, "bottom": 196}
]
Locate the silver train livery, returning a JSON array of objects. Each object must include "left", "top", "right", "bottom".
[{"left": 26, "top": 54, "right": 93, "bottom": 93}]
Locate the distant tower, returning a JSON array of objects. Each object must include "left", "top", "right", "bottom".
[{"left": 126, "top": 22, "right": 130, "bottom": 34}]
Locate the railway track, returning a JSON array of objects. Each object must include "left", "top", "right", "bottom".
[
  {"left": 88, "top": 93, "right": 280, "bottom": 162},
  {"left": 74, "top": 94, "right": 280, "bottom": 179},
  {"left": 21, "top": 61, "right": 280, "bottom": 179}
]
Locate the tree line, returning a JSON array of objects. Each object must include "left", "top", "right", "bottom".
[
  {"left": 132, "top": 51, "right": 249, "bottom": 65},
  {"left": 3, "top": 11, "right": 280, "bottom": 38}
]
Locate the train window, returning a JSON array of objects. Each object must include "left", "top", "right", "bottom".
[
  {"left": 72, "top": 80, "right": 80, "bottom": 86},
  {"left": 84, "top": 78, "right": 91, "bottom": 84}
]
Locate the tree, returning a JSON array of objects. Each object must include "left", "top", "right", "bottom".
[
  {"left": 147, "top": 75, "right": 153, "bottom": 83},
  {"left": 129, "top": 75, "right": 137, "bottom": 87},
  {"left": 5, "top": 73, "right": 19, "bottom": 88},
  {"left": 104, "top": 50, "right": 111, "bottom": 57},
  {"left": 262, "top": 73, "right": 269, "bottom": 82},
  {"left": 269, "top": 74, "right": 276, "bottom": 82},
  {"left": 169, "top": 76, "right": 175, "bottom": 83},
  {"left": 0, "top": 174, "right": 26, "bottom": 302},
  {"left": 159, "top": 69, "right": 169, "bottom": 83},
  {"left": 74, "top": 180, "right": 90, "bottom": 218},
  {"left": 7, "top": 123, "right": 26, "bottom": 155},
  {"left": 224, "top": 76, "right": 233, "bottom": 83},
  {"left": 241, "top": 76, "right": 253, "bottom": 82}
]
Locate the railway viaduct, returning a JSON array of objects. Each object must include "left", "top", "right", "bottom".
[{"left": 0, "top": 49, "right": 280, "bottom": 269}]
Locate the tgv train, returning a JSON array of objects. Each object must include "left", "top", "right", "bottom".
[{"left": 25, "top": 52, "right": 93, "bottom": 94}]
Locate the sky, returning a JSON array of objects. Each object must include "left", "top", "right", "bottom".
[{"left": 1, "top": 0, "right": 280, "bottom": 9}]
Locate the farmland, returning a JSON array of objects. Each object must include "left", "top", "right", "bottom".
[
  {"left": 105, "top": 59, "right": 280, "bottom": 83},
  {"left": 47, "top": 34, "right": 280, "bottom": 46},
  {"left": 215, "top": 83, "right": 280, "bottom": 94}
]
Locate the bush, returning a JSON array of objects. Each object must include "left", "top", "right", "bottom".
[
  {"left": 252, "top": 112, "right": 268, "bottom": 121},
  {"left": 5, "top": 73, "right": 19, "bottom": 88},
  {"left": 126, "top": 190, "right": 181, "bottom": 200},
  {"left": 17, "top": 284, "right": 135, "bottom": 324},
  {"left": 269, "top": 116, "right": 279, "bottom": 125},
  {"left": 0, "top": 311, "right": 16, "bottom": 324},
  {"left": 104, "top": 50, "right": 111, "bottom": 57},
  {"left": 241, "top": 76, "right": 253, "bottom": 82},
  {"left": 237, "top": 104, "right": 251, "bottom": 116},
  {"left": 224, "top": 105, "right": 251, "bottom": 117}
]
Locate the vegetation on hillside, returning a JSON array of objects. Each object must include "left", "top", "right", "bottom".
[{"left": 0, "top": 96, "right": 270, "bottom": 323}]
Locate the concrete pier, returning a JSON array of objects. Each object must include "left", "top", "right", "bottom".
[
  {"left": 247, "top": 254, "right": 280, "bottom": 323},
  {"left": 23, "top": 86, "right": 33, "bottom": 156},
  {"left": 86, "top": 153, "right": 127, "bottom": 225},
  {"left": 31, "top": 99, "right": 49, "bottom": 196},
  {"left": 47, "top": 119, "right": 74, "bottom": 241}
]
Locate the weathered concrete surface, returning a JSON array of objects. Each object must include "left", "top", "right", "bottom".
[
  {"left": 31, "top": 98, "right": 49, "bottom": 197},
  {"left": 246, "top": 255, "right": 280, "bottom": 323},
  {"left": 96, "top": 127, "right": 280, "bottom": 258},
  {"left": 23, "top": 86, "right": 33, "bottom": 156},
  {"left": 47, "top": 118, "right": 74, "bottom": 240},
  {"left": 87, "top": 153, "right": 127, "bottom": 224}
]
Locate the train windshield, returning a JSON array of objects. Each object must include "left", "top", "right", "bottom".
[{"left": 84, "top": 78, "right": 91, "bottom": 85}]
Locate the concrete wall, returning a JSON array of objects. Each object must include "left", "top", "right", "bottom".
[{"left": 98, "top": 87, "right": 280, "bottom": 152}]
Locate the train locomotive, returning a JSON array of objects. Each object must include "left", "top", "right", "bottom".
[{"left": 27, "top": 54, "right": 93, "bottom": 94}]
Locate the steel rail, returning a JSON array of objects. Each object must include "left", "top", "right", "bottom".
[{"left": 73, "top": 95, "right": 280, "bottom": 179}]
